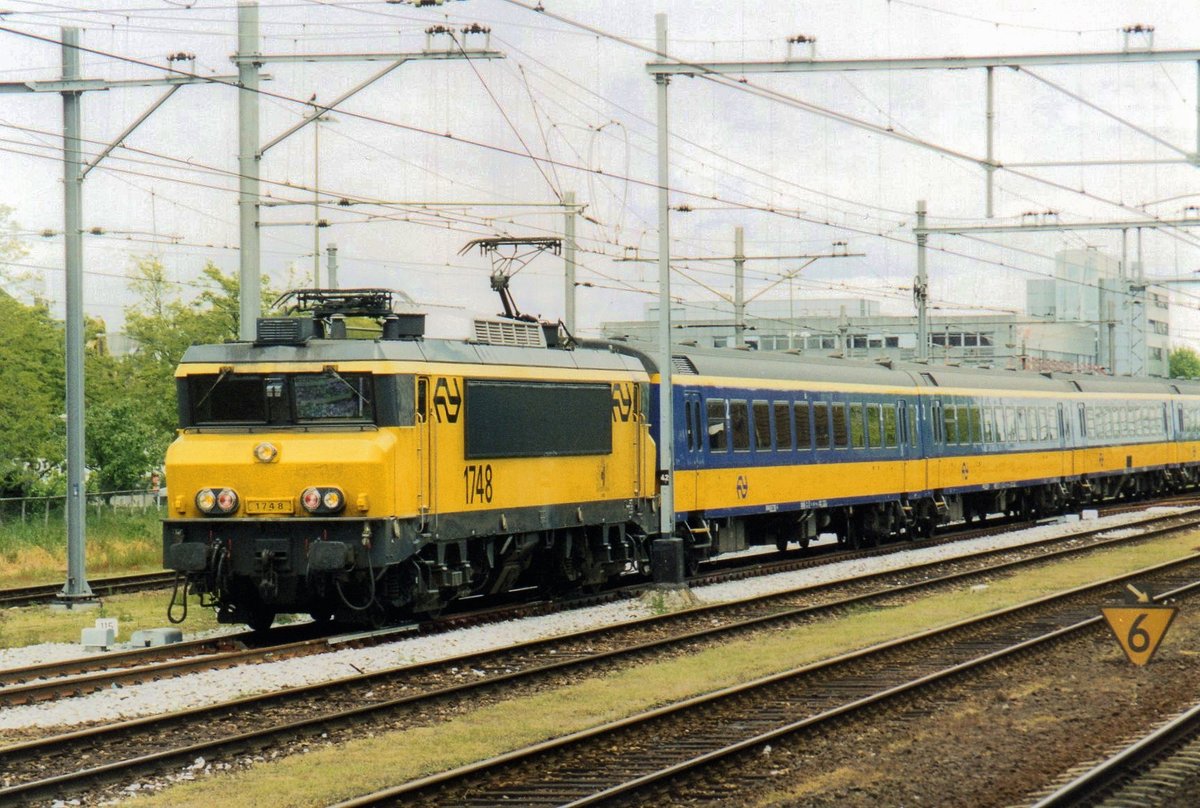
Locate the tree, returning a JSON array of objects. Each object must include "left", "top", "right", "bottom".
[
  {"left": 0, "top": 204, "right": 32, "bottom": 297},
  {"left": 86, "top": 398, "right": 161, "bottom": 492},
  {"left": 1170, "top": 346, "right": 1200, "bottom": 379},
  {"left": 110, "top": 259, "right": 276, "bottom": 483},
  {"left": 0, "top": 293, "right": 66, "bottom": 496}
]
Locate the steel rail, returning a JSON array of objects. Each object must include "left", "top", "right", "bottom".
[
  {"left": 328, "top": 556, "right": 1200, "bottom": 807},
  {"left": 1032, "top": 700, "right": 1200, "bottom": 807},
  {"left": 0, "top": 571, "right": 175, "bottom": 608},
  {"left": 3, "top": 506, "right": 1194, "bottom": 704}
]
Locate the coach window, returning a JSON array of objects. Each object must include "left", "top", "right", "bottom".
[
  {"left": 882, "top": 405, "right": 898, "bottom": 448},
  {"left": 982, "top": 406, "right": 995, "bottom": 443},
  {"left": 967, "top": 405, "right": 981, "bottom": 444},
  {"left": 752, "top": 400, "right": 772, "bottom": 450},
  {"left": 706, "top": 399, "right": 728, "bottom": 452},
  {"left": 813, "top": 402, "right": 831, "bottom": 449},
  {"left": 849, "top": 404, "right": 865, "bottom": 448},
  {"left": 796, "top": 401, "right": 813, "bottom": 449},
  {"left": 931, "top": 400, "right": 943, "bottom": 444},
  {"left": 731, "top": 400, "right": 752, "bottom": 452},
  {"left": 832, "top": 403, "right": 850, "bottom": 449},
  {"left": 942, "top": 402, "right": 957, "bottom": 445},
  {"left": 908, "top": 403, "right": 918, "bottom": 448},
  {"left": 774, "top": 401, "right": 793, "bottom": 450},
  {"left": 866, "top": 403, "right": 883, "bottom": 448}
]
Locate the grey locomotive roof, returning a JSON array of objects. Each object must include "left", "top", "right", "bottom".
[{"left": 179, "top": 337, "right": 649, "bottom": 376}]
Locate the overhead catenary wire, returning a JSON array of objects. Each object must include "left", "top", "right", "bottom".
[{"left": 0, "top": 3, "right": 1195, "bottom": 336}]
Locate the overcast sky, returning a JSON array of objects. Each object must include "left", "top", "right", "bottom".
[{"left": 3, "top": 0, "right": 1200, "bottom": 343}]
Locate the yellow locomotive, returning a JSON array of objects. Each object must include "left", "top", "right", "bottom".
[{"left": 164, "top": 290, "right": 655, "bottom": 628}]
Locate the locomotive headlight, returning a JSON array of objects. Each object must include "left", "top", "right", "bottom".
[
  {"left": 300, "top": 486, "right": 345, "bottom": 514},
  {"left": 216, "top": 488, "right": 239, "bottom": 514},
  {"left": 301, "top": 487, "right": 322, "bottom": 512},
  {"left": 196, "top": 488, "right": 217, "bottom": 513}
]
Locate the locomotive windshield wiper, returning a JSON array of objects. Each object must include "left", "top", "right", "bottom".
[
  {"left": 323, "top": 366, "right": 370, "bottom": 411},
  {"left": 193, "top": 367, "right": 231, "bottom": 412}
]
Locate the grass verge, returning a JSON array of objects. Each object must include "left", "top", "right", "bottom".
[
  {"left": 133, "top": 532, "right": 1200, "bottom": 808},
  {"left": 0, "top": 510, "right": 163, "bottom": 588},
  {"left": 0, "top": 591, "right": 220, "bottom": 649}
]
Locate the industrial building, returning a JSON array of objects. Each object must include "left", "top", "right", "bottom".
[{"left": 600, "top": 249, "right": 1171, "bottom": 377}]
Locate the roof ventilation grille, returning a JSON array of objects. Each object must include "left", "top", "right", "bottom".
[
  {"left": 256, "top": 316, "right": 316, "bottom": 346},
  {"left": 472, "top": 317, "right": 546, "bottom": 348},
  {"left": 672, "top": 355, "right": 698, "bottom": 375}
]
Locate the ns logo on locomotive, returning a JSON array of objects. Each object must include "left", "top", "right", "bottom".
[{"left": 163, "top": 288, "right": 1200, "bottom": 629}]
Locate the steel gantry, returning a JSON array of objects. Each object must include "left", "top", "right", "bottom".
[
  {"left": 645, "top": 28, "right": 1200, "bottom": 366},
  {"left": 233, "top": 0, "right": 505, "bottom": 339},
  {"left": 0, "top": 29, "right": 248, "bottom": 606}
]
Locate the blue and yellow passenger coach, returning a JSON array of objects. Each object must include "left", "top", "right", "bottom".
[{"left": 661, "top": 347, "right": 1200, "bottom": 562}]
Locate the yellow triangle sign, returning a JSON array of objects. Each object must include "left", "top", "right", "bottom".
[{"left": 1101, "top": 606, "right": 1178, "bottom": 666}]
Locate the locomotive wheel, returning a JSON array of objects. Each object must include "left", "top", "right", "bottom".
[{"left": 246, "top": 606, "right": 275, "bottom": 632}]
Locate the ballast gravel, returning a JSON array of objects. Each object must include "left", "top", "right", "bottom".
[{"left": 0, "top": 507, "right": 1184, "bottom": 732}]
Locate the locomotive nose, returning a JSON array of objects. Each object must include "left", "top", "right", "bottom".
[{"left": 165, "top": 431, "right": 398, "bottom": 519}]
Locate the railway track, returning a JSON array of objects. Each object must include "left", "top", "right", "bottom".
[
  {"left": 329, "top": 555, "right": 1200, "bottom": 808},
  {"left": 3, "top": 504, "right": 1196, "bottom": 706},
  {"left": 1, "top": 494, "right": 1192, "bottom": 613},
  {"left": 1032, "top": 701, "right": 1200, "bottom": 807},
  {"left": 3, "top": 509, "right": 1199, "bottom": 804},
  {"left": 0, "top": 571, "right": 175, "bottom": 608}
]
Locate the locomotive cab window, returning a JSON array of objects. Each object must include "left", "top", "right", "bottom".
[
  {"left": 293, "top": 372, "right": 374, "bottom": 423},
  {"left": 185, "top": 371, "right": 377, "bottom": 426},
  {"left": 188, "top": 373, "right": 267, "bottom": 424}
]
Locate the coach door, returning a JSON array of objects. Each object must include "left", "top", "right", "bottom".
[
  {"left": 895, "top": 401, "right": 914, "bottom": 491},
  {"left": 416, "top": 376, "right": 436, "bottom": 530},
  {"left": 679, "top": 390, "right": 703, "bottom": 508}
]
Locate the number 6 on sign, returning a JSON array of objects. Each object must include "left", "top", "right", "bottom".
[{"left": 1100, "top": 605, "right": 1178, "bottom": 666}]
